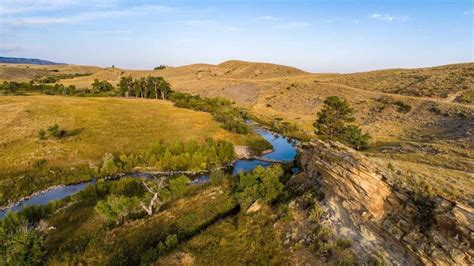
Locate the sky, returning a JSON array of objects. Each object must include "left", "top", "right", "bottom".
[{"left": 0, "top": 0, "right": 472, "bottom": 72}]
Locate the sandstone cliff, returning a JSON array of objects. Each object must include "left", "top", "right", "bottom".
[{"left": 298, "top": 140, "right": 473, "bottom": 265}]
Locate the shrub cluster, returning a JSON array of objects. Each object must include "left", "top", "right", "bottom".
[
  {"left": 37, "top": 124, "right": 67, "bottom": 139},
  {"left": 393, "top": 100, "right": 412, "bottom": 113},
  {"left": 0, "top": 214, "right": 46, "bottom": 265},
  {"left": 235, "top": 165, "right": 284, "bottom": 209},
  {"left": 169, "top": 92, "right": 250, "bottom": 134},
  {"left": 98, "top": 139, "right": 236, "bottom": 176},
  {"left": 36, "top": 73, "right": 92, "bottom": 83},
  {"left": 1, "top": 81, "right": 78, "bottom": 96},
  {"left": 301, "top": 200, "right": 355, "bottom": 264},
  {"left": 140, "top": 234, "right": 178, "bottom": 264},
  {"left": 145, "top": 139, "right": 235, "bottom": 171},
  {"left": 153, "top": 65, "right": 167, "bottom": 70},
  {"left": 0, "top": 80, "right": 117, "bottom": 97},
  {"left": 374, "top": 96, "right": 412, "bottom": 113}
]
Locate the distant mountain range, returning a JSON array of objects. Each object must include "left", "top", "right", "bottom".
[{"left": 0, "top": 56, "right": 66, "bottom": 65}]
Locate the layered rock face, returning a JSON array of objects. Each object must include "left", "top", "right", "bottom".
[{"left": 299, "top": 140, "right": 473, "bottom": 265}]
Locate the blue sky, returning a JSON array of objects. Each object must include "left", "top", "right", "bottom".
[{"left": 0, "top": 0, "right": 472, "bottom": 72}]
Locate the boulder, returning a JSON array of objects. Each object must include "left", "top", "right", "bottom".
[{"left": 246, "top": 200, "right": 262, "bottom": 214}]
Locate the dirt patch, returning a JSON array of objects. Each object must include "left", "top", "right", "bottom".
[
  {"left": 234, "top": 146, "right": 252, "bottom": 158},
  {"left": 155, "top": 252, "right": 195, "bottom": 266}
]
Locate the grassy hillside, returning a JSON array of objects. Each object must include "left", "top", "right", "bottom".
[
  {"left": 318, "top": 63, "right": 474, "bottom": 102},
  {"left": 0, "top": 61, "right": 472, "bottom": 265},
  {"left": 1, "top": 60, "right": 473, "bottom": 204},
  {"left": 0, "top": 94, "right": 263, "bottom": 204},
  {"left": 0, "top": 64, "right": 100, "bottom": 82}
]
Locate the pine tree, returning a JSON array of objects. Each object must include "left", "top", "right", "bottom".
[{"left": 314, "top": 96, "right": 371, "bottom": 150}]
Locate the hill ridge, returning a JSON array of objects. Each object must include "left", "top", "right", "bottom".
[{"left": 0, "top": 56, "right": 65, "bottom": 65}]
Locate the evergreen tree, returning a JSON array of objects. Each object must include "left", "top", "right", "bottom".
[
  {"left": 314, "top": 96, "right": 354, "bottom": 138},
  {"left": 314, "top": 96, "right": 370, "bottom": 150}
]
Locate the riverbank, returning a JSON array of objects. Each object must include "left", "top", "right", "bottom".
[{"left": 1, "top": 124, "right": 299, "bottom": 218}]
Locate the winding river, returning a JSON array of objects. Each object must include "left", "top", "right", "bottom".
[{"left": 0, "top": 126, "right": 298, "bottom": 218}]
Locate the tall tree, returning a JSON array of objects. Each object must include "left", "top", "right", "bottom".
[
  {"left": 119, "top": 76, "right": 133, "bottom": 97},
  {"left": 313, "top": 96, "right": 370, "bottom": 150},
  {"left": 314, "top": 96, "right": 354, "bottom": 138}
]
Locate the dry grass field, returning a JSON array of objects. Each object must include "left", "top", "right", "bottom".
[
  {"left": 0, "top": 94, "right": 262, "bottom": 204},
  {"left": 1, "top": 60, "right": 473, "bottom": 204}
]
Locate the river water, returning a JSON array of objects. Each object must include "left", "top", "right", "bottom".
[{"left": 0, "top": 126, "right": 298, "bottom": 218}]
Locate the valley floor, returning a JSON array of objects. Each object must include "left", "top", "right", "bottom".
[{"left": 0, "top": 94, "right": 265, "bottom": 205}]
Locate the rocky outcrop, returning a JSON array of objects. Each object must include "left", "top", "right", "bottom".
[{"left": 299, "top": 140, "right": 473, "bottom": 265}]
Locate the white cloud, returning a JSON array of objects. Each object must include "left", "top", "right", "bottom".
[
  {"left": 3, "top": 5, "right": 172, "bottom": 26},
  {"left": 464, "top": 10, "right": 473, "bottom": 15},
  {"left": 370, "top": 13, "right": 408, "bottom": 22},
  {"left": 258, "top": 15, "right": 280, "bottom": 21},
  {"left": 0, "top": 0, "right": 117, "bottom": 14}
]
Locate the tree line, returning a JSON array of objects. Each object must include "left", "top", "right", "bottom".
[
  {"left": 118, "top": 76, "right": 172, "bottom": 99},
  {"left": 36, "top": 73, "right": 92, "bottom": 84},
  {"left": 99, "top": 138, "right": 236, "bottom": 176},
  {"left": 1, "top": 76, "right": 249, "bottom": 135},
  {"left": 1, "top": 75, "right": 173, "bottom": 99},
  {"left": 0, "top": 81, "right": 78, "bottom": 96},
  {"left": 169, "top": 92, "right": 250, "bottom": 134}
]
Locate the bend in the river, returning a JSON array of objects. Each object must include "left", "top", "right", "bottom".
[{"left": 0, "top": 124, "right": 298, "bottom": 218}]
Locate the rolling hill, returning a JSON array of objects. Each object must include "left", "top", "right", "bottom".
[{"left": 1, "top": 60, "right": 473, "bottom": 204}]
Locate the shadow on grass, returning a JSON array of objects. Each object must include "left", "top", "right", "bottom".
[{"left": 65, "top": 128, "right": 85, "bottom": 138}]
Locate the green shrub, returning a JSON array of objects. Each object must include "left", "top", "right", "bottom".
[
  {"left": 95, "top": 194, "right": 139, "bottom": 224},
  {"left": 394, "top": 100, "right": 412, "bottom": 113},
  {"left": 342, "top": 125, "right": 371, "bottom": 150},
  {"left": 91, "top": 79, "right": 114, "bottom": 93},
  {"left": 335, "top": 238, "right": 352, "bottom": 249},
  {"left": 47, "top": 124, "right": 66, "bottom": 139},
  {"left": 169, "top": 176, "right": 190, "bottom": 198},
  {"left": 100, "top": 153, "right": 120, "bottom": 175},
  {"left": 236, "top": 165, "right": 284, "bottom": 209},
  {"left": 0, "top": 214, "right": 46, "bottom": 265},
  {"left": 308, "top": 202, "right": 324, "bottom": 222},
  {"left": 308, "top": 224, "right": 334, "bottom": 256},
  {"left": 164, "top": 234, "right": 178, "bottom": 249}
]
